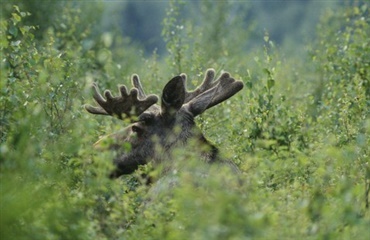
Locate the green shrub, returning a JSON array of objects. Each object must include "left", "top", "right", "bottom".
[{"left": 1, "top": 2, "right": 369, "bottom": 240}]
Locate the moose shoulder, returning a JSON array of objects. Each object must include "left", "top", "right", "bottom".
[{"left": 85, "top": 69, "right": 244, "bottom": 178}]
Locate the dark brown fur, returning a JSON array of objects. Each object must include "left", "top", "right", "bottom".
[{"left": 85, "top": 69, "right": 243, "bottom": 178}]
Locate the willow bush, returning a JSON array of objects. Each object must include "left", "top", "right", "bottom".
[{"left": 1, "top": 2, "right": 369, "bottom": 240}]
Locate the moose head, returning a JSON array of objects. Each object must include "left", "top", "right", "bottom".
[{"left": 85, "top": 69, "right": 243, "bottom": 178}]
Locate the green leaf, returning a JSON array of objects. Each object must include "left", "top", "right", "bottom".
[
  {"left": 13, "top": 5, "right": 20, "bottom": 13},
  {"left": 11, "top": 13, "right": 21, "bottom": 24},
  {"left": 267, "top": 79, "right": 275, "bottom": 90},
  {"left": 263, "top": 68, "right": 271, "bottom": 75},
  {"left": 246, "top": 81, "right": 253, "bottom": 89},
  {"left": 9, "top": 25, "right": 18, "bottom": 37}
]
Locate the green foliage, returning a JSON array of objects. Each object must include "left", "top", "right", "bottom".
[
  {"left": 1, "top": 2, "right": 369, "bottom": 240},
  {"left": 310, "top": 4, "right": 369, "bottom": 144}
]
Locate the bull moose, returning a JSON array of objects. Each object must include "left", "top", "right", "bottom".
[{"left": 85, "top": 69, "right": 244, "bottom": 179}]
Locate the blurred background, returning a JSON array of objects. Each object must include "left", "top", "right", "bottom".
[{"left": 1, "top": 0, "right": 345, "bottom": 57}]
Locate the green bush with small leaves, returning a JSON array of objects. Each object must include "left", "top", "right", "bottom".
[{"left": 1, "top": 1, "right": 369, "bottom": 240}]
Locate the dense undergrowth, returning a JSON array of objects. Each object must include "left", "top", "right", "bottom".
[{"left": 1, "top": 1, "right": 369, "bottom": 239}]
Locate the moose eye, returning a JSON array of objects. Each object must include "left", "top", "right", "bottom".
[
  {"left": 132, "top": 125, "right": 143, "bottom": 135},
  {"left": 132, "top": 126, "right": 143, "bottom": 133}
]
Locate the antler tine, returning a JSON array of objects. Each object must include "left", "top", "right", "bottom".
[
  {"left": 183, "top": 68, "right": 229, "bottom": 103},
  {"left": 84, "top": 76, "right": 159, "bottom": 120},
  {"left": 131, "top": 74, "right": 146, "bottom": 99},
  {"left": 84, "top": 83, "right": 110, "bottom": 115},
  {"left": 206, "top": 76, "right": 244, "bottom": 110},
  {"left": 184, "top": 69, "right": 244, "bottom": 116}
]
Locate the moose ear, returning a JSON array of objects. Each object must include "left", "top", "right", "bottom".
[{"left": 161, "top": 76, "right": 185, "bottom": 116}]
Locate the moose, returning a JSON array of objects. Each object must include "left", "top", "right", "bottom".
[{"left": 85, "top": 69, "right": 244, "bottom": 179}]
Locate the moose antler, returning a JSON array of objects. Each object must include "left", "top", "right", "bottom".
[
  {"left": 181, "top": 69, "right": 244, "bottom": 116},
  {"left": 85, "top": 75, "right": 159, "bottom": 120},
  {"left": 181, "top": 69, "right": 218, "bottom": 103}
]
